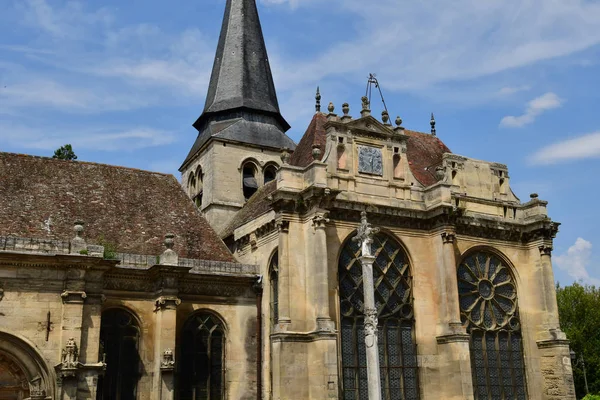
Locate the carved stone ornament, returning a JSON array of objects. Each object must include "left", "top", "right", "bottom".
[
  {"left": 312, "top": 213, "right": 330, "bottom": 230},
  {"left": 55, "top": 337, "right": 82, "bottom": 379},
  {"left": 441, "top": 231, "right": 456, "bottom": 244},
  {"left": 60, "top": 290, "right": 87, "bottom": 304},
  {"left": 358, "top": 146, "right": 383, "bottom": 176},
  {"left": 352, "top": 211, "right": 380, "bottom": 257},
  {"left": 363, "top": 307, "right": 378, "bottom": 348},
  {"left": 280, "top": 148, "right": 291, "bottom": 165},
  {"left": 539, "top": 245, "right": 553, "bottom": 256},
  {"left": 161, "top": 348, "right": 175, "bottom": 371},
  {"left": 155, "top": 296, "right": 181, "bottom": 311},
  {"left": 361, "top": 96, "right": 370, "bottom": 111},
  {"left": 276, "top": 220, "right": 290, "bottom": 233}
]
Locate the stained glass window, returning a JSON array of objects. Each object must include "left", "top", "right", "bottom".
[
  {"left": 458, "top": 251, "right": 527, "bottom": 400},
  {"left": 339, "top": 232, "right": 419, "bottom": 400},
  {"left": 179, "top": 313, "right": 225, "bottom": 400},
  {"left": 97, "top": 308, "right": 141, "bottom": 400}
]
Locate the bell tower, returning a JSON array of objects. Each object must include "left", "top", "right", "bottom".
[{"left": 180, "top": 0, "right": 296, "bottom": 234}]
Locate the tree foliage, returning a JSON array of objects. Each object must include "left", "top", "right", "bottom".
[
  {"left": 52, "top": 144, "right": 77, "bottom": 160},
  {"left": 557, "top": 283, "right": 600, "bottom": 398}
]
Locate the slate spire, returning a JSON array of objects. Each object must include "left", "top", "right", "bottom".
[{"left": 192, "top": 0, "right": 290, "bottom": 132}]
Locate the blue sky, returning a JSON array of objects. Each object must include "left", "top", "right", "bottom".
[{"left": 1, "top": 0, "right": 600, "bottom": 286}]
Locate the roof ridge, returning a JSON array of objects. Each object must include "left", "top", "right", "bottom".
[{"left": 0, "top": 151, "right": 174, "bottom": 178}]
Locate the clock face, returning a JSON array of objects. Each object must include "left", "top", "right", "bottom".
[{"left": 358, "top": 146, "right": 383, "bottom": 176}]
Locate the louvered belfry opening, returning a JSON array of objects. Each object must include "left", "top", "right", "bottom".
[
  {"left": 338, "top": 232, "right": 419, "bottom": 400},
  {"left": 458, "top": 251, "right": 528, "bottom": 400},
  {"left": 178, "top": 313, "right": 225, "bottom": 400},
  {"left": 97, "top": 308, "right": 141, "bottom": 400}
]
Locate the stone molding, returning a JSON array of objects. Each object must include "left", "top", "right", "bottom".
[
  {"left": 436, "top": 333, "right": 470, "bottom": 345},
  {"left": 154, "top": 296, "right": 181, "bottom": 311},
  {"left": 539, "top": 245, "right": 553, "bottom": 256},
  {"left": 60, "top": 290, "right": 87, "bottom": 304},
  {"left": 441, "top": 231, "right": 457, "bottom": 244},
  {"left": 271, "top": 330, "right": 337, "bottom": 343}
]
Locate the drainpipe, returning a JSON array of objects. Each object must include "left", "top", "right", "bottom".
[{"left": 254, "top": 276, "right": 264, "bottom": 400}]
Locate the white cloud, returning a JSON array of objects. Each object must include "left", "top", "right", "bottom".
[
  {"left": 500, "top": 92, "right": 563, "bottom": 128},
  {"left": 498, "top": 85, "right": 531, "bottom": 96},
  {"left": 554, "top": 238, "right": 600, "bottom": 286},
  {"left": 0, "top": 124, "right": 176, "bottom": 152},
  {"left": 530, "top": 131, "right": 600, "bottom": 165}
]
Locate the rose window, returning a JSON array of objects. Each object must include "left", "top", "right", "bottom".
[
  {"left": 457, "top": 251, "right": 527, "bottom": 400},
  {"left": 458, "top": 251, "right": 519, "bottom": 331}
]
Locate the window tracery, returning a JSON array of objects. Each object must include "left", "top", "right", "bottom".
[
  {"left": 179, "top": 313, "right": 225, "bottom": 400},
  {"left": 338, "top": 232, "right": 419, "bottom": 400},
  {"left": 269, "top": 251, "right": 279, "bottom": 326},
  {"left": 458, "top": 251, "right": 527, "bottom": 400}
]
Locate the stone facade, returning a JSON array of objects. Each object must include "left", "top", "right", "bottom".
[{"left": 0, "top": 0, "right": 576, "bottom": 398}]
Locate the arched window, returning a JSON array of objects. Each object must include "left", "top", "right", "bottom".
[
  {"left": 242, "top": 163, "right": 258, "bottom": 200},
  {"left": 194, "top": 166, "right": 204, "bottom": 208},
  {"left": 264, "top": 165, "right": 277, "bottom": 184},
  {"left": 179, "top": 313, "right": 225, "bottom": 400},
  {"left": 458, "top": 251, "right": 527, "bottom": 400},
  {"left": 338, "top": 232, "right": 419, "bottom": 400},
  {"left": 97, "top": 308, "right": 141, "bottom": 400},
  {"left": 269, "top": 250, "right": 279, "bottom": 326},
  {"left": 188, "top": 173, "right": 197, "bottom": 195}
]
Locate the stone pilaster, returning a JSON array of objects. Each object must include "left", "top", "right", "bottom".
[
  {"left": 312, "top": 212, "right": 334, "bottom": 332},
  {"left": 154, "top": 295, "right": 180, "bottom": 400},
  {"left": 275, "top": 219, "right": 291, "bottom": 330},
  {"left": 436, "top": 229, "right": 474, "bottom": 400},
  {"left": 535, "top": 244, "right": 576, "bottom": 399}
]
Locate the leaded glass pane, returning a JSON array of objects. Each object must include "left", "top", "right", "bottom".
[
  {"left": 458, "top": 252, "right": 527, "bottom": 399},
  {"left": 339, "top": 232, "right": 419, "bottom": 399}
]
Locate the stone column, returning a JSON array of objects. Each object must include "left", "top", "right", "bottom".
[
  {"left": 275, "top": 219, "right": 291, "bottom": 330},
  {"left": 151, "top": 234, "right": 185, "bottom": 400},
  {"left": 312, "top": 212, "right": 335, "bottom": 332},
  {"left": 539, "top": 245, "right": 560, "bottom": 329},
  {"left": 441, "top": 230, "right": 464, "bottom": 333},
  {"left": 359, "top": 254, "right": 382, "bottom": 400},
  {"left": 536, "top": 244, "right": 576, "bottom": 399},
  {"left": 436, "top": 229, "right": 474, "bottom": 400},
  {"left": 354, "top": 212, "right": 381, "bottom": 400}
]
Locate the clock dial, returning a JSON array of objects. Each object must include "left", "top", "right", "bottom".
[{"left": 358, "top": 146, "right": 383, "bottom": 176}]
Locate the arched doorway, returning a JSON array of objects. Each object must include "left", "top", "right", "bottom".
[
  {"left": 338, "top": 232, "right": 419, "bottom": 400},
  {"left": 178, "top": 312, "right": 226, "bottom": 400},
  {"left": 97, "top": 308, "right": 141, "bottom": 400},
  {"left": 0, "top": 330, "right": 55, "bottom": 399},
  {"left": 0, "top": 352, "right": 29, "bottom": 400}
]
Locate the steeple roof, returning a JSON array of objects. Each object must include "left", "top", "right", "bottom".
[{"left": 182, "top": 0, "right": 295, "bottom": 169}]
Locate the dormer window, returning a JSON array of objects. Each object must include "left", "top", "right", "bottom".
[{"left": 242, "top": 163, "right": 258, "bottom": 200}]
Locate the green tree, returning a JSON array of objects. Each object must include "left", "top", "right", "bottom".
[
  {"left": 557, "top": 282, "right": 600, "bottom": 398},
  {"left": 52, "top": 144, "right": 77, "bottom": 160}
]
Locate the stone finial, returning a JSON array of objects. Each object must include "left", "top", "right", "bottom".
[
  {"left": 327, "top": 102, "right": 335, "bottom": 114},
  {"left": 394, "top": 116, "right": 404, "bottom": 133},
  {"left": 342, "top": 102, "right": 350, "bottom": 116},
  {"left": 280, "top": 148, "right": 291, "bottom": 164},
  {"left": 361, "top": 96, "right": 370, "bottom": 111},
  {"left": 315, "top": 86, "right": 321, "bottom": 113},
  {"left": 312, "top": 144, "right": 322, "bottom": 161},
  {"left": 530, "top": 193, "right": 539, "bottom": 199},
  {"left": 70, "top": 220, "right": 87, "bottom": 254},
  {"left": 382, "top": 110, "right": 390, "bottom": 125},
  {"left": 160, "top": 233, "right": 178, "bottom": 266},
  {"left": 430, "top": 113, "right": 437, "bottom": 136}
]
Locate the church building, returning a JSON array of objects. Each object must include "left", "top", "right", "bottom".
[{"left": 0, "top": 0, "right": 576, "bottom": 399}]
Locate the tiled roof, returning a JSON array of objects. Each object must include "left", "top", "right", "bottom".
[
  {"left": 220, "top": 180, "right": 277, "bottom": 238},
  {"left": 289, "top": 112, "right": 328, "bottom": 167},
  {"left": 0, "top": 152, "right": 234, "bottom": 262},
  {"left": 404, "top": 130, "right": 452, "bottom": 186}
]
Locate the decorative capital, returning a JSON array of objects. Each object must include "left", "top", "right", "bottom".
[
  {"left": 441, "top": 231, "right": 456, "bottom": 244},
  {"left": 161, "top": 348, "right": 175, "bottom": 371},
  {"left": 539, "top": 245, "right": 553, "bottom": 256},
  {"left": 155, "top": 295, "right": 181, "bottom": 311},
  {"left": 276, "top": 220, "right": 290, "bottom": 233},
  {"left": 312, "top": 213, "right": 330, "bottom": 230},
  {"left": 61, "top": 290, "right": 87, "bottom": 304}
]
